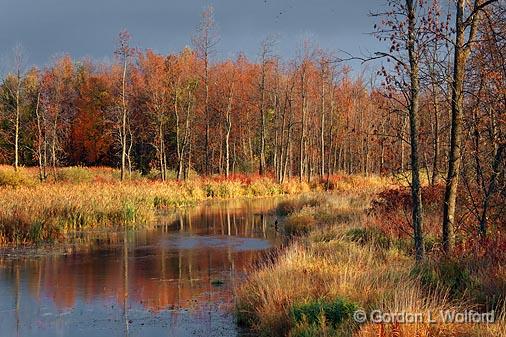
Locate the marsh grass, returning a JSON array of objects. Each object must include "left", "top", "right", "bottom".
[
  {"left": 0, "top": 166, "right": 386, "bottom": 245},
  {"left": 236, "top": 190, "right": 505, "bottom": 337}
]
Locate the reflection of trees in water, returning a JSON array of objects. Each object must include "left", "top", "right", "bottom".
[
  {"left": 0, "top": 197, "right": 283, "bottom": 314},
  {"left": 159, "top": 197, "right": 279, "bottom": 239},
  {"left": 123, "top": 227, "right": 129, "bottom": 337},
  {"left": 0, "top": 239, "right": 263, "bottom": 312},
  {"left": 15, "top": 263, "right": 20, "bottom": 337}
]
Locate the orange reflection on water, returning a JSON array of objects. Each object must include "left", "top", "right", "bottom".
[{"left": 0, "top": 197, "right": 281, "bottom": 316}]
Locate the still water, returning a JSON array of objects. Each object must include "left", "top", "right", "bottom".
[{"left": 0, "top": 198, "right": 283, "bottom": 337}]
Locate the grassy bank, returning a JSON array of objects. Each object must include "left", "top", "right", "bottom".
[
  {"left": 0, "top": 165, "right": 391, "bottom": 245},
  {"left": 236, "top": 189, "right": 505, "bottom": 336},
  {"left": 0, "top": 166, "right": 300, "bottom": 244}
]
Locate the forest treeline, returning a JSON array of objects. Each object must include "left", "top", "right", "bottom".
[{"left": 0, "top": 2, "right": 504, "bottom": 257}]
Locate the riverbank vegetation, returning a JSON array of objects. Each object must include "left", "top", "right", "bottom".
[
  {"left": 0, "top": 165, "right": 393, "bottom": 245},
  {"left": 236, "top": 187, "right": 505, "bottom": 337},
  {"left": 0, "top": 166, "right": 297, "bottom": 244}
]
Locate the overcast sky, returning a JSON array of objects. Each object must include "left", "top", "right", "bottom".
[{"left": 1, "top": 0, "right": 384, "bottom": 69}]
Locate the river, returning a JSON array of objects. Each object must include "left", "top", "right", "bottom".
[{"left": 0, "top": 197, "right": 284, "bottom": 337}]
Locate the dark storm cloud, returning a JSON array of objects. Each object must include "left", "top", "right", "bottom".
[{"left": 0, "top": 0, "right": 383, "bottom": 67}]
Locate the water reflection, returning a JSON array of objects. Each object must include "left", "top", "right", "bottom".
[{"left": 0, "top": 198, "right": 282, "bottom": 337}]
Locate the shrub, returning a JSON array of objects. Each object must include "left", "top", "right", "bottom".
[
  {"left": 55, "top": 167, "right": 93, "bottom": 183},
  {"left": 412, "top": 258, "right": 473, "bottom": 298},
  {"left": 215, "top": 180, "right": 244, "bottom": 198},
  {"left": 276, "top": 197, "right": 321, "bottom": 217},
  {"left": 412, "top": 256, "right": 505, "bottom": 309},
  {"left": 281, "top": 181, "right": 311, "bottom": 194},
  {"left": 146, "top": 169, "right": 178, "bottom": 181},
  {"left": 0, "top": 167, "right": 35, "bottom": 187},
  {"left": 248, "top": 177, "right": 282, "bottom": 196},
  {"left": 111, "top": 169, "right": 144, "bottom": 181},
  {"left": 369, "top": 185, "right": 444, "bottom": 240},
  {"left": 203, "top": 181, "right": 244, "bottom": 198},
  {"left": 276, "top": 199, "right": 301, "bottom": 216}
]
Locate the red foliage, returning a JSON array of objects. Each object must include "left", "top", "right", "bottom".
[
  {"left": 372, "top": 184, "right": 444, "bottom": 213},
  {"left": 370, "top": 184, "right": 445, "bottom": 239},
  {"left": 455, "top": 230, "right": 506, "bottom": 263}
]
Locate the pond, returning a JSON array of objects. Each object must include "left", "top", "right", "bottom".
[{"left": 0, "top": 197, "right": 284, "bottom": 337}]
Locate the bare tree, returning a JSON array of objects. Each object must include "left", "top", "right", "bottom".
[
  {"left": 373, "top": 0, "right": 431, "bottom": 261},
  {"left": 443, "top": 0, "right": 499, "bottom": 253},
  {"left": 257, "top": 36, "right": 275, "bottom": 175},
  {"left": 114, "top": 30, "right": 134, "bottom": 181},
  {"left": 192, "top": 6, "right": 219, "bottom": 175},
  {"left": 224, "top": 80, "right": 234, "bottom": 178},
  {"left": 1, "top": 44, "right": 25, "bottom": 171}
]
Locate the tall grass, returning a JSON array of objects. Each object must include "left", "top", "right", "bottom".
[
  {"left": 236, "top": 191, "right": 505, "bottom": 337},
  {"left": 0, "top": 166, "right": 393, "bottom": 245}
]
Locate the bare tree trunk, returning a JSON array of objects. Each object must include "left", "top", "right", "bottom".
[
  {"left": 327, "top": 93, "right": 335, "bottom": 177},
  {"left": 174, "top": 90, "right": 183, "bottom": 180},
  {"left": 406, "top": 0, "right": 425, "bottom": 262},
  {"left": 479, "top": 144, "right": 504, "bottom": 236},
  {"left": 431, "top": 100, "right": 440, "bottom": 186},
  {"left": 232, "top": 142, "right": 237, "bottom": 174},
  {"left": 180, "top": 88, "right": 193, "bottom": 180},
  {"left": 320, "top": 66, "right": 326, "bottom": 179},
  {"left": 51, "top": 109, "right": 59, "bottom": 180},
  {"left": 224, "top": 83, "right": 234, "bottom": 178},
  {"left": 299, "top": 65, "right": 306, "bottom": 182},
  {"left": 121, "top": 57, "right": 128, "bottom": 181},
  {"left": 428, "top": 38, "right": 442, "bottom": 186},
  {"left": 278, "top": 94, "right": 288, "bottom": 182},
  {"left": 185, "top": 134, "right": 193, "bottom": 180},
  {"left": 205, "top": 63, "right": 210, "bottom": 176},
  {"left": 400, "top": 114, "right": 406, "bottom": 172},
  {"left": 283, "top": 125, "right": 292, "bottom": 183},
  {"left": 43, "top": 127, "right": 47, "bottom": 180},
  {"left": 35, "top": 92, "right": 44, "bottom": 181},
  {"left": 159, "top": 120, "right": 165, "bottom": 181},
  {"left": 443, "top": 0, "right": 490, "bottom": 253},
  {"left": 306, "top": 137, "right": 314, "bottom": 184},
  {"left": 14, "top": 76, "right": 20, "bottom": 171},
  {"left": 259, "top": 60, "right": 267, "bottom": 175},
  {"left": 127, "top": 124, "right": 133, "bottom": 177},
  {"left": 11, "top": 46, "right": 24, "bottom": 172}
]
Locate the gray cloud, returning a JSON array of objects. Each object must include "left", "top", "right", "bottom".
[{"left": 0, "top": 0, "right": 383, "bottom": 68}]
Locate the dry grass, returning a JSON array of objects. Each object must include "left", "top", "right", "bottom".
[
  {"left": 0, "top": 166, "right": 393, "bottom": 245},
  {"left": 236, "top": 229, "right": 416, "bottom": 336},
  {"left": 0, "top": 178, "right": 307, "bottom": 245},
  {"left": 236, "top": 190, "right": 505, "bottom": 337}
]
